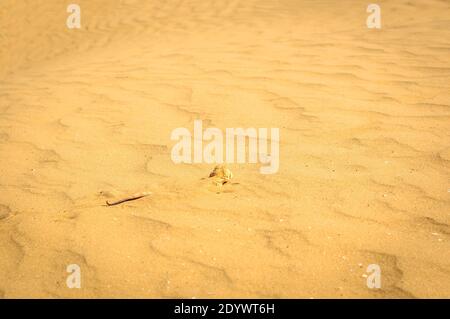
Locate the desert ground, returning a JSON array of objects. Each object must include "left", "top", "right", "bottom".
[{"left": 0, "top": 0, "right": 449, "bottom": 298}]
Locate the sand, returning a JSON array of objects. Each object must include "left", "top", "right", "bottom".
[{"left": 0, "top": 0, "right": 449, "bottom": 298}]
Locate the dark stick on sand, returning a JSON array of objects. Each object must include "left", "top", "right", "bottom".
[{"left": 106, "top": 192, "right": 152, "bottom": 206}]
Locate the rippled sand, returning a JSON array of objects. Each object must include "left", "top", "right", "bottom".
[{"left": 0, "top": 0, "right": 449, "bottom": 298}]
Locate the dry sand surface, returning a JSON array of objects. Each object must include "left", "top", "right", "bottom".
[{"left": 1, "top": 0, "right": 450, "bottom": 298}]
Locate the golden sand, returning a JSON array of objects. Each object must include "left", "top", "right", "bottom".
[{"left": 0, "top": 0, "right": 449, "bottom": 298}]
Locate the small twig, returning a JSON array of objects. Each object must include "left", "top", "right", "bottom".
[{"left": 106, "top": 191, "right": 152, "bottom": 206}]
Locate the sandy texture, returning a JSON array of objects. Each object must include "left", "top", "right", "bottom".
[{"left": 0, "top": 0, "right": 449, "bottom": 298}]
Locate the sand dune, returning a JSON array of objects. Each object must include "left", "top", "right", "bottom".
[{"left": 0, "top": 0, "right": 449, "bottom": 298}]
